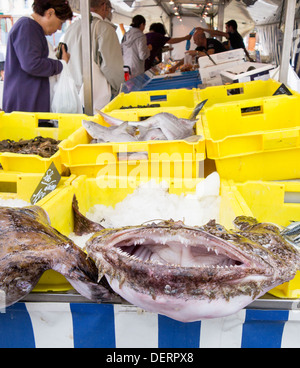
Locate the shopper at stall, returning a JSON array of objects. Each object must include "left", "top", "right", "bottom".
[
  {"left": 3, "top": 0, "right": 73, "bottom": 113},
  {"left": 145, "top": 22, "right": 192, "bottom": 71},
  {"left": 62, "top": 0, "right": 124, "bottom": 112},
  {"left": 196, "top": 19, "right": 254, "bottom": 61},
  {"left": 187, "top": 30, "right": 227, "bottom": 57},
  {"left": 121, "top": 15, "right": 151, "bottom": 79},
  {"left": 167, "top": 30, "right": 226, "bottom": 73}
]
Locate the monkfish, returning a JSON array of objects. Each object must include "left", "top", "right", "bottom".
[
  {"left": 82, "top": 215, "right": 300, "bottom": 322},
  {"left": 0, "top": 205, "right": 116, "bottom": 307}
]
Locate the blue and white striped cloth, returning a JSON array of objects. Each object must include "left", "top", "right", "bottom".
[{"left": 0, "top": 303, "right": 300, "bottom": 348}]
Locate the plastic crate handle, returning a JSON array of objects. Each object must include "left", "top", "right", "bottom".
[
  {"left": 284, "top": 191, "right": 300, "bottom": 204},
  {"left": 226, "top": 86, "right": 244, "bottom": 96},
  {"left": 241, "top": 105, "right": 263, "bottom": 116},
  {"left": 35, "top": 113, "right": 59, "bottom": 128},
  {"left": 150, "top": 95, "right": 167, "bottom": 102}
]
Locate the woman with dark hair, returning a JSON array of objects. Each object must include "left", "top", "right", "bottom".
[
  {"left": 121, "top": 15, "right": 151, "bottom": 79},
  {"left": 145, "top": 22, "right": 191, "bottom": 71},
  {"left": 3, "top": 0, "right": 73, "bottom": 113}
]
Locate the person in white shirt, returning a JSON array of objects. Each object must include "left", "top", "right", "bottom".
[
  {"left": 62, "top": 0, "right": 124, "bottom": 112},
  {"left": 121, "top": 15, "right": 151, "bottom": 79}
]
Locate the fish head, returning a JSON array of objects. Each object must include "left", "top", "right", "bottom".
[
  {"left": 82, "top": 120, "right": 105, "bottom": 139},
  {"left": 85, "top": 218, "right": 300, "bottom": 321}
]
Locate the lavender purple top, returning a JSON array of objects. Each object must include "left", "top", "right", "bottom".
[{"left": 3, "top": 17, "right": 63, "bottom": 113}]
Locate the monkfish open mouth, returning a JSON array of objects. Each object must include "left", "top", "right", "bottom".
[
  {"left": 84, "top": 219, "right": 300, "bottom": 321},
  {"left": 104, "top": 227, "right": 253, "bottom": 270}
]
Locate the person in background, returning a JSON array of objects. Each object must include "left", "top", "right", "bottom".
[
  {"left": 62, "top": 0, "right": 124, "bottom": 112},
  {"left": 121, "top": 15, "right": 151, "bottom": 79},
  {"left": 187, "top": 30, "right": 227, "bottom": 57},
  {"left": 0, "top": 62, "right": 4, "bottom": 81},
  {"left": 3, "top": 0, "right": 72, "bottom": 113},
  {"left": 168, "top": 30, "right": 226, "bottom": 73},
  {"left": 145, "top": 22, "right": 192, "bottom": 71},
  {"left": 196, "top": 19, "right": 254, "bottom": 61}
]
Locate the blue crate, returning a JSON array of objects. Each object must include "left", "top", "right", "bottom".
[{"left": 121, "top": 71, "right": 202, "bottom": 93}]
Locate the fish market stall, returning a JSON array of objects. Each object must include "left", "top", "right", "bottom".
[
  {"left": 1, "top": 1, "right": 300, "bottom": 351},
  {"left": 0, "top": 167, "right": 300, "bottom": 348},
  {"left": 1, "top": 80, "right": 300, "bottom": 348}
]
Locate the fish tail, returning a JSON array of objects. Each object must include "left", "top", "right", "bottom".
[
  {"left": 282, "top": 222, "right": 300, "bottom": 237},
  {"left": 189, "top": 99, "right": 208, "bottom": 120},
  {"left": 282, "top": 222, "right": 300, "bottom": 250}
]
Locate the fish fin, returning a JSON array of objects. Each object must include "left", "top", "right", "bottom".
[
  {"left": 64, "top": 275, "right": 118, "bottom": 302},
  {"left": 282, "top": 222, "right": 300, "bottom": 250},
  {"left": 72, "top": 195, "right": 104, "bottom": 235},
  {"left": 97, "top": 110, "right": 125, "bottom": 126},
  {"left": 2, "top": 265, "right": 47, "bottom": 307},
  {"left": 52, "top": 249, "right": 118, "bottom": 302},
  {"left": 21, "top": 206, "right": 51, "bottom": 225},
  {"left": 189, "top": 99, "right": 208, "bottom": 120}
]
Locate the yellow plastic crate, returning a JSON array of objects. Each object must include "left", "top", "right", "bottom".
[
  {"left": 39, "top": 175, "right": 250, "bottom": 238},
  {"left": 102, "top": 89, "right": 199, "bottom": 117},
  {"left": 0, "top": 111, "right": 98, "bottom": 174},
  {"left": 0, "top": 171, "right": 76, "bottom": 292},
  {"left": 34, "top": 175, "right": 249, "bottom": 294},
  {"left": 198, "top": 79, "right": 295, "bottom": 110},
  {"left": 59, "top": 109, "right": 205, "bottom": 179},
  {"left": 203, "top": 95, "right": 300, "bottom": 181},
  {"left": 223, "top": 179, "right": 300, "bottom": 299}
]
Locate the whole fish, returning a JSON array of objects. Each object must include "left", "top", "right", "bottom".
[
  {"left": 96, "top": 111, "right": 197, "bottom": 141},
  {"left": 82, "top": 120, "right": 138, "bottom": 143},
  {"left": 0, "top": 205, "right": 117, "bottom": 307},
  {"left": 83, "top": 216, "right": 300, "bottom": 322}
]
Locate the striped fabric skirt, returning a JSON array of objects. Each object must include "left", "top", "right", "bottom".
[{"left": 0, "top": 303, "right": 299, "bottom": 348}]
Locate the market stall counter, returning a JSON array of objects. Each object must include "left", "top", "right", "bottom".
[{"left": 1, "top": 295, "right": 300, "bottom": 348}]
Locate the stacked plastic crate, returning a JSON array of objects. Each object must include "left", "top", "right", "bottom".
[{"left": 198, "top": 79, "right": 300, "bottom": 298}]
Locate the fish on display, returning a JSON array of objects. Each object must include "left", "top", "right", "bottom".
[
  {"left": 82, "top": 120, "right": 138, "bottom": 143},
  {"left": 0, "top": 137, "right": 61, "bottom": 158},
  {"left": 87, "top": 110, "right": 197, "bottom": 141},
  {"left": 82, "top": 214, "right": 300, "bottom": 322},
  {"left": 0, "top": 205, "right": 117, "bottom": 307}
]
